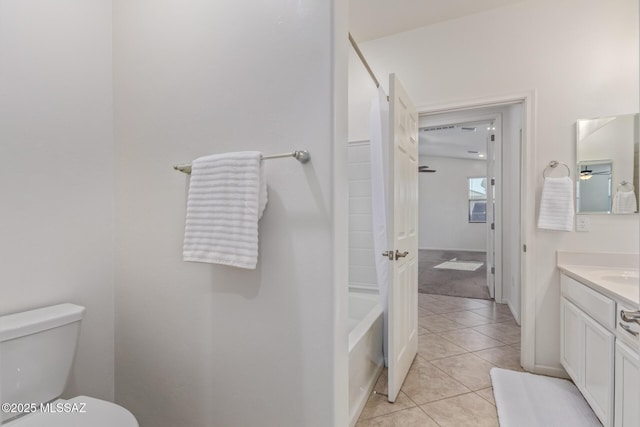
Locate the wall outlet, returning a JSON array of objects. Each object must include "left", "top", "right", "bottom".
[{"left": 576, "top": 216, "right": 590, "bottom": 232}]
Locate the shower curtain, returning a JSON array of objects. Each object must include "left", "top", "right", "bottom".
[{"left": 370, "top": 86, "right": 390, "bottom": 366}]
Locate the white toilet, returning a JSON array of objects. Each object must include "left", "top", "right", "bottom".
[{"left": 0, "top": 304, "right": 138, "bottom": 426}]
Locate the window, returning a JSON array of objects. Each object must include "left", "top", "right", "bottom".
[{"left": 469, "top": 177, "right": 487, "bottom": 223}]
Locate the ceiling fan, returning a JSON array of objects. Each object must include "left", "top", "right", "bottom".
[
  {"left": 418, "top": 165, "right": 437, "bottom": 173},
  {"left": 579, "top": 166, "right": 610, "bottom": 180}
]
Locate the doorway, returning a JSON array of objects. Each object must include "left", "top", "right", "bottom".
[
  {"left": 416, "top": 102, "right": 523, "bottom": 321},
  {"left": 417, "top": 118, "right": 495, "bottom": 300}
]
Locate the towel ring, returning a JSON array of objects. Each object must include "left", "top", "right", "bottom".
[
  {"left": 618, "top": 181, "right": 635, "bottom": 191},
  {"left": 543, "top": 161, "right": 570, "bottom": 179}
]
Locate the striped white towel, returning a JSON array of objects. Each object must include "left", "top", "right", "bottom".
[
  {"left": 537, "top": 176, "right": 574, "bottom": 231},
  {"left": 612, "top": 190, "right": 637, "bottom": 214},
  {"left": 183, "top": 151, "right": 267, "bottom": 269}
]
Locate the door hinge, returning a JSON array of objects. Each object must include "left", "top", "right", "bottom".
[
  {"left": 523, "top": 244, "right": 527, "bottom": 253},
  {"left": 490, "top": 178, "right": 495, "bottom": 186},
  {"left": 491, "top": 134, "right": 495, "bottom": 142},
  {"left": 490, "top": 223, "right": 495, "bottom": 230},
  {"left": 491, "top": 266, "right": 495, "bottom": 274}
]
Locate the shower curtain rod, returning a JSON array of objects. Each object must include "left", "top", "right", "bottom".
[{"left": 349, "top": 32, "right": 381, "bottom": 89}]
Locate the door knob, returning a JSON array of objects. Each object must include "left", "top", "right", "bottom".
[
  {"left": 382, "top": 251, "right": 394, "bottom": 260},
  {"left": 395, "top": 250, "right": 409, "bottom": 260}
]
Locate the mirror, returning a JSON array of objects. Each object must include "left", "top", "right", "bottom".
[{"left": 576, "top": 114, "right": 639, "bottom": 214}]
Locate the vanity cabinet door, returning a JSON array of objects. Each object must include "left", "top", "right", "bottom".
[
  {"left": 561, "top": 297, "right": 583, "bottom": 382},
  {"left": 582, "top": 313, "right": 615, "bottom": 426},
  {"left": 615, "top": 340, "right": 640, "bottom": 427},
  {"left": 560, "top": 296, "right": 615, "bottom": 426}
]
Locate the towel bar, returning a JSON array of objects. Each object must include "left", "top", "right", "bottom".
[
  {"left": 543, "top": 161, "right": 570, "bottom": 178},
  {"left": 618, "top": 180, "right": 635, "bottom": 191},
  {"left": 173, "top": 150, "right": 310, "bottom": 174}
]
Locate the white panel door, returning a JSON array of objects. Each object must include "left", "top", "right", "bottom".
[
  {"left": 582, "top": 312, "right": 615, "bottom": 426},
  {"left": 386, "top": 74, "right": 419, "bottom": 403}
]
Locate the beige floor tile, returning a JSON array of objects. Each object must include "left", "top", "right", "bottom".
[
  {"left": 421, "top": 393, "right": 499, "bottom": 427},
  {"left": 417, "top": 333, "right": 467, "bottom": 361},
  {"left": 510, "top": 342, "right": 522, "bottom": 351},
  {"left": 418, "top": 307, "right": 436, "bottom": 317},
  {"left": 438, "top": 328, "right": 504, "bottom": 351},
  {"left": 401, "top": 357, "right": 471, "bottom": 405},
  {"left": 470, "top": 307, "right": 514, "bottom": 323},
  {"left": 373, "top": 368, "right": 387, "bottom": 394},
  {"left": 418, "top": 326, "right": 430, "bottom": 336},
  {"left": 440, "top": 297, "right": 491, "bottom": 311},
  {"left": 358, "top": 391, "right": 416, "bottom": 420},
  {"left": 441, "top": 310, "right": 492, "bottom": 327},
  {"left": 475, "top": 387, "right": 496, "bottom": 406},
  {"left": 473, "top": 345, "right": 523, "bottom": 371},
  {"left": 419, "top": 301, "right": 461, "bottom": 314},
  {"left": 419, "top": 314, "right": 466, "bottom": 333},
  {"left": 431, "top": 353, "right": 496, "bottom": 390},
  {"left": 473, "top": 322, "right": 521, "bottom": 344},
  {"left": 418, "top": 293, "right": 439, "bottom": 306},
  {"left": 356, "top": 407, "right": 439, "bottom": 427}
]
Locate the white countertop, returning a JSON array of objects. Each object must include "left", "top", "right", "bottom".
[
  {"left": 558, "top": 264, "right": 639, "bottom": 307},
  {"left": 557, "top": 251, "right": 639, "bottom": 307}
]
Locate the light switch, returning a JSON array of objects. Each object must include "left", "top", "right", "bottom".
[{"left": 576, "top": 216, "right": 590, "bottom": 232}]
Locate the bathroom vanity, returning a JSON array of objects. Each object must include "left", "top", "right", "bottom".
[{"left": 558, "top": 252, "right": 639, "bottom": 427}]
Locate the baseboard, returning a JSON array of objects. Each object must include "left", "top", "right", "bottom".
[
  {"left": 506, "top": 300, "right": 521, "bottom": 326},
  {"left": 419, "top": 247, "right": 487, "bottom": 253},
  {"left": 528, "top": 364, "right": 570, "bottom": 379}
]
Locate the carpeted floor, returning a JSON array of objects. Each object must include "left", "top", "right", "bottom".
[{"left": 419, "top": 249, "right": 490, "bottom": 300}]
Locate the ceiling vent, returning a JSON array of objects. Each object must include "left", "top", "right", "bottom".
[{"left": 422, "top": 125, "right": 455, "bottom": 132}]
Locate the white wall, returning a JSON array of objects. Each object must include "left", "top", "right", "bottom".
[
  {"left": 0, "top": 0, "right": 115, "bottom": 401},
  {"left": 348, "top": 142, "right": 378, "bottom": 291},
  {"left": 112, "top": 1, "right": 348, "bottom": 426},
  {"left": 349, "top": 0, "right": 639, "bottom": 373},
  {"left": 419, "top": 156, "right": 487, "bottom": 251}
]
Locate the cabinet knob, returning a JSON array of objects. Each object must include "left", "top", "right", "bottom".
[
  {"left": 620, "top": 310, "right": 640, "bottom": 325},
  {"left": 619, "top": 322, "right": 640, "bottom": 337}
]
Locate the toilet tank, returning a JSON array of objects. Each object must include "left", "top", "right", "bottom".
[{"left": 0, "top": 303, "right": 85, "bottom": 421}]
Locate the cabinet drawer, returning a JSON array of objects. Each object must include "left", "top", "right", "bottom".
[{"left": 561, "top": 274, "right": 615, "bottom": 331}]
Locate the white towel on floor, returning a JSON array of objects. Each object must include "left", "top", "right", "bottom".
[
  {"left": 537, "top": 176, "right": 574, "bottom": 231},
  {"left": 183, "top": 151, "right": 267, "bottom": 269},
  {"left": 612, "top": 190, "right": 637, "bottom": 214}
]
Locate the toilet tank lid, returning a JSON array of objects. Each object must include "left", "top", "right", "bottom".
[{"left": 0, "top": 303, "right": 85, "bottom": 342}]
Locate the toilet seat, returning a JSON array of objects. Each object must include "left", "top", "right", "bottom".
[{"left": 4, "top": 396, "right": 138, "bottom": 427}]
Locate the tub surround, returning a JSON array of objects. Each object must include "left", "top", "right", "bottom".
[{"left": 557, "top": 252, "right": 639, "bottom": 307}]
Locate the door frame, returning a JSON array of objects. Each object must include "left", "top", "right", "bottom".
[{"left": 416, "top": 91, "right": 537, "bottom": 372}]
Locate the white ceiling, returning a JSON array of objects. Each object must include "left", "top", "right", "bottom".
[
  {"left": 419, "top": 121, "right": 492, "bottom": 161},
  {"left": 349, "top": 0, "right": 524, "bottom": 42}
]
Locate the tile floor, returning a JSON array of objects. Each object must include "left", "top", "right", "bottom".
[{"left": 356, "top": 293, "right": 521, "bottom": 427}]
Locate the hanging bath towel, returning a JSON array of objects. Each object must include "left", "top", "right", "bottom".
[
  {"left": 537, "top": 176, "right": 574, "bottom": 231},
  {"left": 183, "top": 151, "right": 267, "bottom": 269},
  {"left": 612, "top": 190, "right": 637, "bottom": 214}
]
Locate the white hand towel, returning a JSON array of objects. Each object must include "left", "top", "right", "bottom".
[
  {"left": 183, "top": 151, "right": 267, "bottom": 269},
  {"left": 537, "top": 176, "right": 574, "bottom": 231},
  {"left": 612, "top": 190, "right": 637, "bottom": 214}
]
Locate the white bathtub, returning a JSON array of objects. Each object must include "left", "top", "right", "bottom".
[{"left": 348, "top": 291, "right": 384, "bottom": 426}]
